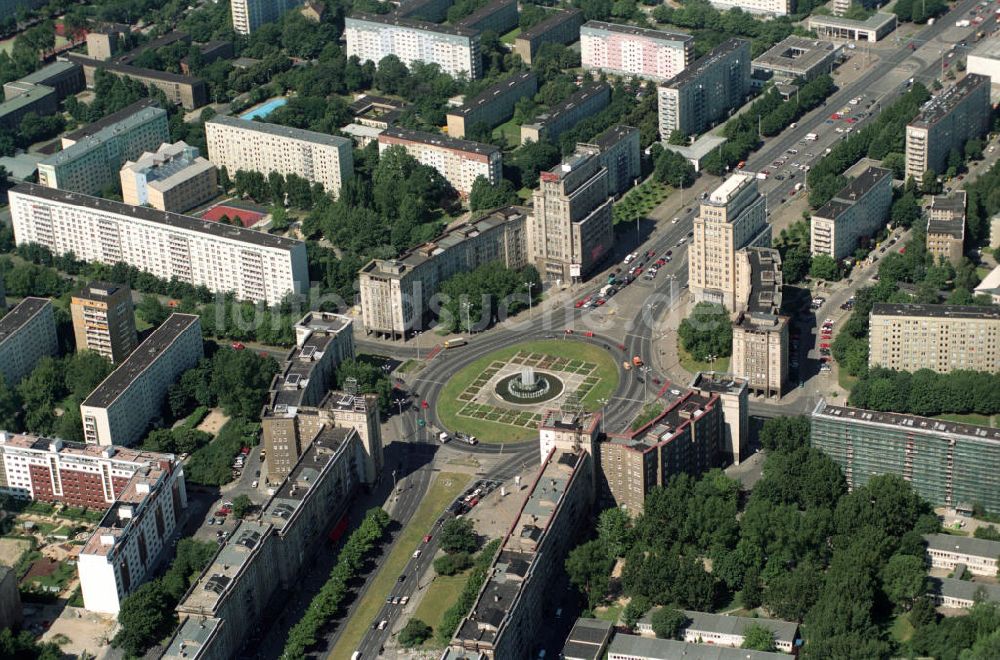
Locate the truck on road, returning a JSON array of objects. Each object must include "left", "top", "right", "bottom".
[{"left": 439, "top": 432, "right": 450, "bottom": 443}]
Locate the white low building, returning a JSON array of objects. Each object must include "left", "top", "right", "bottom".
[
  {"left": 637, "top": 610, "right": 799, "bottom": 653},
  {"left": 925, "top": 533, "right": 1000, "bottom": 577}
]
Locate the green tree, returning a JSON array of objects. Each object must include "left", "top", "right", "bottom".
[
  {"left": 434, "top": 551, "right": 472, "bottom": 576},
  {"left": 231, "top": 494, "right": 253, "bottom": 519},
  {"left": 965, "top": 138, "right": 984, "bottom": 162},
  {"left": 112, "top": 582, "right": 175, "bottom": 656},
  {"left": 809, "top": 254, "right": 840, "bottom": 281},
  {"left": 468, "top": 176, "right": 518, "bottom": 212},
  {"left": 623, "top": 595, "right": 650, "bottom": 631},
  {"left": 440, "top": 517, "right": 477, "bottom": 554},
  {"left": 759, "top": 415, "right": 810, "bottom": 453},
  {"left": 0, "top": 375, "right": 21, "bottom": 431},
  {"left": 742, "top": 624, "right": 777, "bottom": 651},
  {"left": 667, "top": 130, "right": 688, "bottom": 146},
  {"left": 597, "top": 507, "right": 632, "bottom": 558},
  {"left": 566, "top": 539, "right": 614, "bottom": 608},
  {"left": 880, "top": 553, "right": 927, "bottom": 610},
  {"left": 891, "top": 191, "right": 921, "bottom": 229},
  {"left": 678, "top": 302, "right": 732, "bottom": 361},
  {"left": 399, "top": 618, "right": 432, "bottom": 647},
  {"left": 654, "top": 148, "right": 696, "bottom": 188},
  {"left": 650, "top": 607, "right": 688, "bottom": 640}
]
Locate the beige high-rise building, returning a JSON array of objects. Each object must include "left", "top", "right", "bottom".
[
  {"left": 528, "top": 151, "right": 614, "bottom": 283},
  {"left": 689, "top": 173, "right": 770, "bottom": 311},
  {"left": 926, "top": 191, "right": 966, "bottom": 267},
  {"left": 81, "top": 314, "right": 204, "bottom": 446},
  {"left": 120, "top": 141, "right": 217, "bottom": 213},
  {"left": 71, "top": 282, "right": 138, "bottom": 364},
  {"left": 810, "top": 166, "right": 892, "bottom": 261},
  {"left": 868, "top": 303, "right": 1000, "bottom": 374},
  {"left": 205, "top": 116, "right": 353, "bottom": 198},
  {"left": 377, "top": 127, "right": 501, "bottom": 197},
  {"left": 731, "top": 247, "right": 788, "bottom": 398},
  {"left": 261, "top": 392, "right": 382, "bottom": 485},
  {"left": 690, "top": 371, "right": 749, "bottom": 465}
]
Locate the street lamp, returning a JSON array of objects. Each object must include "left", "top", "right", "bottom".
[
  {"left": 598, "top": 397, "right": 608, "bottom": 433},
  {"left": 524, "top": 281, "right": 536, "bottom": 316},
  {"left": 415, "top": 330, "right": 423, "bottom": 360},
  {"left": 462, "top": 301, "right": 472, "bottom": 335}
]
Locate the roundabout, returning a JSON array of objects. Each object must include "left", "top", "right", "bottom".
[{"left": 434, "top": 339, "right": 621, "bottom": 444}]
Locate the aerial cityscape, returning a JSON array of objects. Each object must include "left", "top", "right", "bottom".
[{"left": 0, "top": 0, "right": 997, "bottom": 657}]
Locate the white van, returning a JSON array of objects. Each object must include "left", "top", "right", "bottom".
[{"left": 438, "top": 432, "right": 450, "bottom": 443}]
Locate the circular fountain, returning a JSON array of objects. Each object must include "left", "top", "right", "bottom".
[{"left": 495, "top": 366, "right": 564, "bottom": 404}]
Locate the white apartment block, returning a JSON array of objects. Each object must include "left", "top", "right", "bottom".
[
  {"left": 636, "top": 610, "right": 798, "bottom": 653},
  {"left": 79, "top": 456, "right": 187, "bottom": 613},
  {"left": 689, "top": 173, "right": 770, "bottom": 311},
  {"left": 925, "top": 533, "right": 1000, "bottom": 577},
  {"left": 378, "top": 127, "right": 501, "bottom": 197},
  {"left": 8, "top": 183, "right": 309, "bottom": 305},
  {"left": 580, "top": 21, "right": 693, "bottom": 82},
  {"left": 231, "top": 0, "right": 303, "bottom": 35},
  {"left": 120, "top": 141, "right": 217, "bottom": 214},
  {"left": 0, "top": 297, "right": 58, "bottom": 387},
  {"left": 0, "top": 432, "right": 185, "bottom": 614},
  {"left": 345, "top": 12, "right": 482, "bottom": 79},
  {"left": 205, "top": 116, "right": 353, "bottom": 198},
  {"left": 810, "top": 167, "right": 892, "bottom": 261},
  {"left": 708, "top": 0, "right": 790, "bottom": 15},
  {"left": 81, "top": 314, "right": 204, "bottom": 447},
  {"left": 37, "top": 103, "right": 169, "bottom": 195}
]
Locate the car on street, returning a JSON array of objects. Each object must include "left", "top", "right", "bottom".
[
  {"left": 413, "top": 549, "right": 422, "bottom": 558},
  {"left": 423, "top": 534, "right": 432, "bottom": 543},
  {"left": 398, "top": 574, "right": 406, "bottom": 582},
  {"left": 379, "top": 620, "right": 388, "bottom": 630}
]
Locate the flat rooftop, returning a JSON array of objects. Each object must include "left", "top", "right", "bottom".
[
  {"left": 690, "top": 371, "right": 747, "bottom": 395},
  {"left": 348, "top": 11, "right": 479, "bottom": 38},
  {"left": 807, "top": 11, "right": 897, "bottom": 29},
  {"left": 73, "top": 281, "right": 128, "bottom": 302},
  {"left": 870, "top": 302, "right": 1000, "bottom": 320},
  {"left": 360, "top": 206, "right": 528, "bottom": 276},
  {"left": 455, "top": 0, "right": 516, "bottom": 27},
  {"left": 813, "top": 400, "right": 1000, "bottom": 444},
  {"left": 11, "top": 183, "right": 304, "bottom": 251},
  {"left": 753, "top": 36, "right": 837, "bottom": 73},
  {"left": 581, "top": 20, "right": 691, "bottom": 45},
  {"left": 925, "top": 533, "right": 1000, "bottom": 559},
  {"left": 927, "top": 215, "right": 965, "bottom": 238},
  {"left": 0, "top": 84, "right": 55, "bottom": 116},
  {"left": 455, "top": 449, "right": 587, "bottom": 646},
  {"left": 815, "top": 166, "right": 890, "bottom": 218},
  {"left": 66, "top": 53, "right": 204, "bottom": 86},
  {"left": 0, "top": 432, "right": 175, "bottom": 465},
  {"left": 932, "top": 574, "right": 1000, "bottom": 603},
  {"left": 296, "top": 311, "right": 351, "bottom": 336},
  {"left": 971, "top": 35, "right": 1000, "bottom": 60},
  {"left": 208, "top": 115, "right": 351, "bottom": 148},
  {"left": 562, "top": 617, "right": 614, "bottom": 660},
  {"left": 518, "top": 8, "right": 582, "bottom": 41},
  {"left": 42, "top": 106, "right": 167, "bottom": 168},
  {"left": 525, "top": 82, "right": 609, "bottom": 130},
  {"left": 609, "top": 390, "right": 717, "bottom": 451},
  {"left": 910, "top": 74, "right": 990, "bottom": 130},
  {"left": 15, "top": 59, "right": 79, "bottom": 85},
  {"left": 381, "top": 126, "right": 499, "bottom": 156},
  {"left": 0, "top": 297, "right": 50, "bottom": 345},
  {"left": 663, "top": 38, "right": 749, "bottom": 90},
  {"left": 449, "top": 71, "right": 536, "bottom": 118},
  {"left": 163, "top": 616, "right": 221, "bottom": 659},
  {"left": 262, "top": 425, "right": 353, "bottom": 531},
  {"left": 181, "top": 520, "right": 271, "bottom": 613},
  {"left": 608, "top": 634, "right": 790, "bottom": 659},
  {"left": 62, "top": 98, "right": 161, "bottom": 142},
  {"left": 708, "top": 172, "right": 754, "bottom": 206},
  {"left": 582, "top": 124, "right": 638, "bottom": 151},
  {"left": 742, "top": 247, "right": 784, "bottom": 318},
  {"left": 82, "top": 314, "right": 199, "bottom": 409}
]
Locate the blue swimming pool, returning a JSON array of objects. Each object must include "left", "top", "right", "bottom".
[{"left": 239, "top": 97, "right": 288, "bottom": 120}]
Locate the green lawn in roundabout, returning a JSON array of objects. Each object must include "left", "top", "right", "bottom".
[{"left": 436, "top": 339, "right": 620, "bottom": 444}]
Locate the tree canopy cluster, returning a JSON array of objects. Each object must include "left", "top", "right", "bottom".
[
  {"left": 893, "top": 0, "right": 948, "bottom": 24},
  {"left": 849, "top": 368, "right": 1000, "bottom": 417},
  {"left": 678, "top": 302, "right": 733, "bottom": 361},
  {"left": 438, "top": 262, "right": 541, "bottom": 334},
  {"left": 564, "top": 416, "right": 942, "bottom": 657},
  {"left": 336, "top": 357, "right": 394, "bottom": 416},
  {"left": 964, "top": 156, "right": 1000, "bottom": 251},
  {"left": 168, "top": 348, "right": 278, "bottom": 422},
  {"left": 651, "top": 1, "right": 799, "bottom": 57},
  {"left": 704, "top": 75, "right": 836, "bottom": 176},
  {"left": 436, "top": 538, "right": 501, "bottom": 645},
  {"left": 807, "top": 83, "right": 930, "bottom": 209},
  {"left": 282, "top": 507, "right": 391, "bottom": 659},
  {"left": 112, "top": 539, "right": 217, "bottom": 657},
  {"left": 0, "top": 351, "right": 113, "bottom": 442}
]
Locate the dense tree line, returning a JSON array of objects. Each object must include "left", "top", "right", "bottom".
[
  {"left": 773, "top": 220, "right": 811, "bottom": 284},
  {"left": 678, "top": 302, "right": 732, "bottom": 361},
  {"left": 703, "top": 75, "right": 836, "bottom": 175},
  {"left": 0, "top": 628, "right": 61, "bottom": 660},
  {"left": 168, "top": 348, "right": 278, "bottom": 422},
  {"left": 849, "top": 368, "right": 1000, "bottom": 417},
  {"left": 112, "top": 539, "right": 217, "bottom": 657},
  {"left": 964, "top": 157, "right": 1000, "bottom": 251},
  {"left": 651, "top": 1, "right": 798, "bottom": 57},
  {"left": 807, "top": 83, "right": 930, "bottom": 209},
  {"left": 436, "top": 538, "right": 502, "bottom": 644},
  {"left": 468, "top": 176, "right": 519, "bottom": 212},
  {"left": 0, "top": 352, "right": 113, "bottom": 441},
  {"left": 184, "top": 417, "right": 259, "bottom": 485},
  {"left": 282, "top": 507, "right": 391, "bottom": 659},
  {"left": 438, "top": 262, "right": 541, "bottom": 333},
  {"left": 893, "top": 0, "right": 948, "bottom": 24}
]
